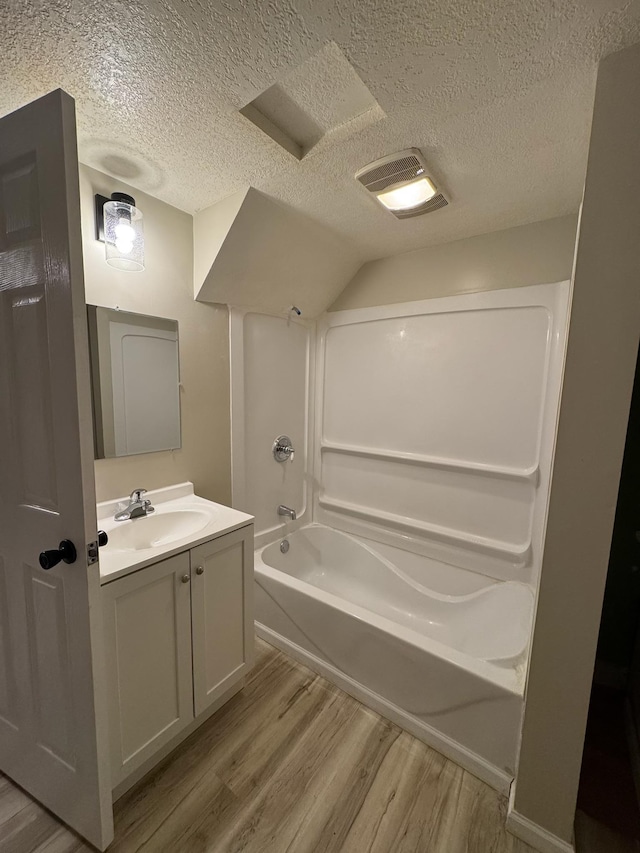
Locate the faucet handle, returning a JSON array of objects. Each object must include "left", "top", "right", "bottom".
[
  {"left": 130, "top": 488, "right": 147, "bottom": 502},
  {"left": 273, "top": 435, "right": 295, "bottom": 463}
]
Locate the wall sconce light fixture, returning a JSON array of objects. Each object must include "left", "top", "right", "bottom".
[{"left": 95, "top": 192, "right": 145, "bottom": 271}]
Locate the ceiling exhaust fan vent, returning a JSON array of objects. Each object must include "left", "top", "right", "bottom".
[
  {"left": 356, "top": 154, "right": 423, "bottom": 192},
  {"left": 355, "top": 148, "right": 448, "bottom": 219}
]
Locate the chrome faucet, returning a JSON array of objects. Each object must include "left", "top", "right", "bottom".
[
  {"left": 273, "top": 435, "right": 295, "bottom": 463},
  {"left": 114, "top": 488, "right": 155, "bottom": 522},
  {"left": 278, "top": 504, "right": 297, "bottom": 521}
]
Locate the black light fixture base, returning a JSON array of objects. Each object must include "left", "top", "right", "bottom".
[
  {"left": 95, "top": 192, "right": 137, "bottom": 242},
  {"left": 111, "top": 192, "right": 135, "bottom": 206},
  {"left": 94, "top": 194, "right": 108, "bottom": 242}
]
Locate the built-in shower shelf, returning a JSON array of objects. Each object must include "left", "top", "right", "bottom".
[
  {"left": 320, "top": 442, "right": 539, "bottom": 484},
  {"left": 317, "top": 495, "right": 532, "bottom": 566}
]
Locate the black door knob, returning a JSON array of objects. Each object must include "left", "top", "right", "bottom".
[
  {"left": 98, "top": 530, "right": 108, "bottom": 547},
  {"left": 39, "top": 540, "right": 77, "bottom": 571}
]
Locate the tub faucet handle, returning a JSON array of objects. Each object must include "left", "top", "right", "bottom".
[{"left": 273, "top": 435, "right": 295, "bottom": 463}]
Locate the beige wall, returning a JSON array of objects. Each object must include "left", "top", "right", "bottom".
[
  {"left": 195, "top": 188, "right": 361, "bottom": 318},
  {"left": 510, "top": 42, "right": 640, "bottom": 847},
  {"left": 330, "top": 214, "right": 578, "bottom": 311},
  {"left": 79, "top": 164, "right": 231, "bottom": 504},
  {"left": 193, "top": 187, "right": 246, "bottom": 298}
]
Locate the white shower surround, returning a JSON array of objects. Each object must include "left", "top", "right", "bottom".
[
  {"left": 230, "top": 281, "right": 571, "bottom": 789},
  {"left": 230, "top": 309, "right": 314, "bottom": 545},
  {"left": 314, "top": 283, "right": 570, "bottom": 585}
]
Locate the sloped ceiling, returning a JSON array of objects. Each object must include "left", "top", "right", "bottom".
[
  {"left": 2, "top": 1, "right": 640, "bottom": 262},
  {"left": 194, "top": 188, "right": 360, "bottom": 317}
]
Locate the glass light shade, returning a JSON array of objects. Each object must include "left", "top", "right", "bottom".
[
  {"left": 103, "top": 200, "right": 144, "bottom": 271},
  {"left": 376, "top": 176, "right": 438, "bottom": 211}
]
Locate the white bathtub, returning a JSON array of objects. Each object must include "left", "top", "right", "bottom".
[{"left": 254, "top": 523, "right": 534, "bottom": 792}]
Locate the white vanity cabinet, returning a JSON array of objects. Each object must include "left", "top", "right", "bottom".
[{"left": 102, "top": 523, "right": 254, "bottom": 791}]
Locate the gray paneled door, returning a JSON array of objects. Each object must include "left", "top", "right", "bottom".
[{"left": 0, "top": 91, "right": 113, "bottom": 849}]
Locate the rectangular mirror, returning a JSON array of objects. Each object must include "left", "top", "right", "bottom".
[{"left": 87, "top": 306, "right": 181, "bottom": 458}]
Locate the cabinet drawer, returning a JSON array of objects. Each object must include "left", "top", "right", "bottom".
[{"left": 102, "top": 552, "right": 194, "bottom": 788}]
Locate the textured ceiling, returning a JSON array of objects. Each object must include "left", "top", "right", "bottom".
[{"left": 3, "top": 1, "right": 640, "bottom": 262}]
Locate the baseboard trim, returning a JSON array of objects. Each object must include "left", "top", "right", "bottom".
[
  {"left": 256, "top": 622, "right": 513, "bottom": 795},
  {"left": 507, "top": 785, "right": 576, "bottom": 853}
]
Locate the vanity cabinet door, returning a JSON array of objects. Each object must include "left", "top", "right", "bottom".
[
  {"left": 191, "top": 525, "right": 254, "bottom": 717},
  {"left": 102, "top": 552, "right": 194, "bottom": 787}
]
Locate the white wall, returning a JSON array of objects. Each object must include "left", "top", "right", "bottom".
[
  {"left": 509, "top": 42, "right": 640, "bottom": 850},
  {"left": 330, "top": 214, "right": 577, "bottom": 311},
  {"left": 230, "top": 311, "right": 312, "bottom": 542},
  {"left": 79, "top": 164, "right": 231, "bottom": 504}
]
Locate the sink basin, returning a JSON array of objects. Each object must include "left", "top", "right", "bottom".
[
  {"left": 97, "top": 484, "right": 254, "bottom": 584},
  {"left": 106, "top": 509, "right": 211, "bottom": 552}
]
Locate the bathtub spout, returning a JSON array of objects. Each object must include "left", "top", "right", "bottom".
[{"left": 278, "top": 504, "right": 297, "bottom": 521}]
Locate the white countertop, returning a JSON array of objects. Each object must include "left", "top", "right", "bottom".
[{"left": 98, "top": 482, "right": 254, "bottom": 585}]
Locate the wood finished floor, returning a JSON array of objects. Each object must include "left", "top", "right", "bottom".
[{"left": 0, "top": 638, "right": 595, "bottom": 853}]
